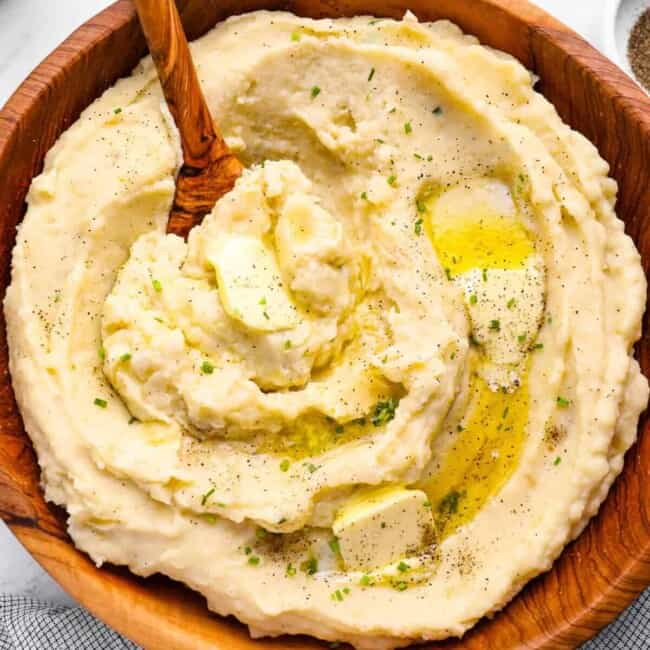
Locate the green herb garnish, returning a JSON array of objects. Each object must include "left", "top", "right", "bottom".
[
  {"left": 328, "top": 537, "right": 341, "bottom": 555},
  {"left": 94, "top": 398, "right": 107, "bottom": 408},
  {"left": 414, "top": 218, "right": 423, "bottom": 235},
  {"left": 152, "top": 279, "right": 162, "bottom": 292},
  {"left": 201, "top": 360, "right": 214, "bottom": 374},
  {"left": 404, "top": 121, "right": 412, "bottom": 134},
  {"left": 280, "top": 459, "right": 290, "bottom": 472},
  {"left": 311, "top": 85, "right": 321, "bottom": 98},
  {"left": 489, "top": 319, "right": 501, "bottom": 332},
  {"left": 438, "top": 489, "right": 465, "bottom": 515},
  {"left": 368, "top": 67, "right": 375, "bottom": 81},
  {"left": 201, "top": 487, "right": 215, "bottom": 506},
  {"left": 556, "top": 396, "right": 570, "bottom": 408},
  {"left": 371, "top": 397, "right": 398, "bottom": 427},
  {"left": 301, "top": 556, "right": 318, "bottom": 575}
]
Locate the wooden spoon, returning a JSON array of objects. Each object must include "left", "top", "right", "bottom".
[{"left": 134, "top": 0, "right": 243, "bottom": 238}]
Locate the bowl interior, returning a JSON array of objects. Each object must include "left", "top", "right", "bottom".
[{"left": 0, "top": 1, "right": 650, "bottom": 649}]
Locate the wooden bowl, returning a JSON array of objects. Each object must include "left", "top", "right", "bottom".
[{"left": 1, "top": 1, "right": 649, "bottom": 648}]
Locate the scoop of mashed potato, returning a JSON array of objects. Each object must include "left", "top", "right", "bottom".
[{"left": 5, "top": 10, "right": 647, "bottom": 650}]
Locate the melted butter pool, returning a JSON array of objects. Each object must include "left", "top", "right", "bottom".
[
  {"left": 422, "top": 368, "right": 529, "bottom": 540},
  {"left": 423, "top": 176, "right": 534, "bottom": 276},
  {"left": 419, "top": 176, "right": 534, "bottom": 540}
]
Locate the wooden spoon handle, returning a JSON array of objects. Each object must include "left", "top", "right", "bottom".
[{"left": 134, "top": 0, "right": 243, "bottom": 237}]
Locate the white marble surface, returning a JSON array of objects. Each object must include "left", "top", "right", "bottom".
[{"left": 0, "top": 0, "right": 624, "bottom": 610}]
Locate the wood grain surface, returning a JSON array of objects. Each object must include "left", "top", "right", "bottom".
[
  {"left": 134, "top": 0, "right": 243, "bottom": 237},
  {"left": 0, "top": 1, "right": 649, "bottom": 648}
]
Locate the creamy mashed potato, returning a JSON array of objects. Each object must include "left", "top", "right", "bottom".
[{"left": 5, "top": 11, "right": 648, "bottom": 649}]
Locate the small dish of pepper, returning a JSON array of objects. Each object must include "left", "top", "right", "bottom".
[{"left": 603, "top": 0, "right": 650, "bottom": 93}]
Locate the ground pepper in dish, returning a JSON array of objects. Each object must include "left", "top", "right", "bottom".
[{"left": 628, "top": 8, "right": 650, "bottom": 92}]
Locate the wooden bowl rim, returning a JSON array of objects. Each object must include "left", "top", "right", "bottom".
[{"left": 1, "top": 1, "right": 650, "bottom": 649}]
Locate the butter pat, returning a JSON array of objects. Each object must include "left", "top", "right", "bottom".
[
  {"left": 332, "top": 486, "right": 434, "bottom": 571},
  {"left": 209, "top": 235, "right": 298, "bottom": 332}
]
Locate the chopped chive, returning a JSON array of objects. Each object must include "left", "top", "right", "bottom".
[
  {"left": 482, "top": 268, "right": 488, "bottom": 282},
  {"left": 360, "top": 574, "right": 372, "bottom": 586},
  {"left": 284, "top": 340, "right": 292, "bottom": 349},
  {"left": 94, "top": 398, "right": 107, "bottom": 408},
  {"left": 247, "top": 556, "right": 260, "bottom": 566},
  {"left": 120, "top": 352, "right": 132, "bottom": 362},
  {"left": 244, "top": 546, "right": 252, "bottom": 555},
  {"left": 301, "top": 556, "right": 318, "bottom": 575},
  {"left": 489, "top": 319, "right": 501, "bottom": 332},
  {"left": 414, "top": 218, "right": 423, "bottom": 235},
  {"left": 114, "top": 107, "right": 122, "bottom": 114},
  {"left": 416, "top": 199, "right": 426, "bottom": 213},
  {"left": 201, "top": 360, "right": 214, "bottom": 374},
  {"left": 280, "top": 459, "right": 290, "bottom": 472},
  {"left": 397, "top": 561, "right": 409, "bottom": 573},
  {"left": 518, "top": 333, "right": 527, "bottom": 344},
  {"left": 328, "top": 537, "right": 341, "bottom": 555},
  {"left": 433, "top": 106, "right": 443, "bottom": 115},
  {"left": 445, "top": 268, "right": 452, "bottom": 280},
  {"left": 310, "top": 85, "right": 321, "bottom": 98},
  {"left": 368, "top": 67, "right": 375, "bottom": 81},
  {"left": 98, "top": 347, "right": 105, "bottom": 361},
  {"left": 152, "top": 279, "right": 162, "bottom": 292},
  {"left": 557, "top": 396, "right": 570, "bottom": 408},
  {"left": 286, "top": 563, "right": 297, "bottom": 576},
  {"left": 394, "top": 581, "right": 408, "bottom": 591},
  {"left": 532, "top": 342, "right": 544, "bottom": 350},
  {"left": 404, "top": 121, "right": 412, "bottom": 134},
  {"left": 507, "top": 298, "right": 516, "bottom": 309},
  {"left": 554, "top": 456, "right": 562, "bottom": 465},
  {"left": 414, "top": 153, "right": 423, "bottom": 160},
  {"left": 201, "top": 487, "right": 215, "bottom": 506},
  {"left": 371, "top": 397, "right": 398, "bottom": 427},
  {"left": 360, "top": 191, "right": 368, "bottom": 200},
  {"left": 291, "top": 30, "right": 301, "bottom": 41},
  {"left": 469, "top": 294, "right": 478, "bottom": 305},
  {"left": 502, "top": 406, "right": 509, "bottom": 419},
  {"left": 387, "top": 174, "right": 397, "bottom": 186},
  {"left": 256, "top": 527, "right": 267, "bottom": 539},
  {"left": 259, "top": 296, "right": 267, "bottom": 305}
]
